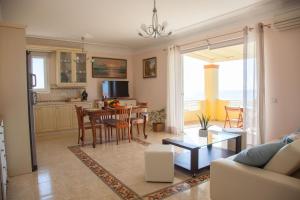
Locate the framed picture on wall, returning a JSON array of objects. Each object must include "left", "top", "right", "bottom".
[
  {"left": 92, "top": 57, "right": 127, "bottom": 79},
  {"left": 143, "top": 57, "right": 157, "bottom": 78}
]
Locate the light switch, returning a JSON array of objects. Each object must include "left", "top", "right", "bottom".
[{"left": 271, "top": 98, "right": 278, "bottom": 103}]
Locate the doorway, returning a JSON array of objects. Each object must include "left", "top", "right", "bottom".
[{"left": 183, "top": 44, "right": 244, "bottom": 130}]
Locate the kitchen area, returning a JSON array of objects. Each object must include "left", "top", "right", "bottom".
[{"left": 28, "top": 45, "right": 93, "bottom": 136}]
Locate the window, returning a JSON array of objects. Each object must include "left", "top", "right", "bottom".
[
  {"left": 183, "top": 55, "right": 206, "bottom": 101},
  {"left": 32, "top": 53, "right": 49, "bottom": 92},
  {"left": 218, "top": 59, "right": 243, "bottom": 101}
]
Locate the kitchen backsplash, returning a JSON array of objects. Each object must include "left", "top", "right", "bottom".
[{"left": 37, "top": 88, "right": 83, "bottom": 102}]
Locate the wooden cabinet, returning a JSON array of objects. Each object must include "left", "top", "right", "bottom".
[
  {"left": 34, "top": 106, "right": 56, "bottom": 132},
  {"left": 56, "top": 51, "right": 87, "bottom": 87},
  {"left": 34, "top": 102, "right": 92, "bottom": 134},
  {"left": 55, "top": 105, "right": 72, "bottom": 130}
]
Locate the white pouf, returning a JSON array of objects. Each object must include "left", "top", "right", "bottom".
[{"left": 144, "top": 144, "right": 175, "bottom": 182}]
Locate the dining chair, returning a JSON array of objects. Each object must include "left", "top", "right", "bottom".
[
  {"left": 224, "top": 106, "right": 243, "bottom": 128},
  {"left": 104, "top": 106, "right": 132, "bottom": 145},
  {"left": 89, "top": 109, "right": 112, "bottom": 148},
  {"left": 130, "top": 107, "right": 147, "bottom": 137},
  {"left": 75, "top": 105, "right": 93, "bottom": 146}
]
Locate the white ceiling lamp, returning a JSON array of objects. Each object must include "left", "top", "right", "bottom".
[{"left": 138, "top": 0, "right": 172, "bottom": 38}]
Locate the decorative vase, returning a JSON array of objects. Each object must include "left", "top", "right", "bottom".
[
  {"left": 199, "top": 129, "right": 208, "bottom": 137},
  {"left": 152, "top": 122, "right": 165, "bottom": 132}
]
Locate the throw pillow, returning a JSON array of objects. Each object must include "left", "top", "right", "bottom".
[
  {"left": 282, "top": 132, "right": 300, "bottom": 144},
  {"left": 233, "top": 141, "right": 285, "bottom": 167},
  {"left": 264, "top": 139, "right": 300, "bottom": 175}
]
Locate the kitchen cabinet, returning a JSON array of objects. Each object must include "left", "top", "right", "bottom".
[
  {"left": 34, "top": 106, "right": 56, "bottom": 132},
  {"left": 34, "top": 102, "right": 92, "bottom": 134},
  {"left": 56, "top": 50, "right": 87, "bottom": 87},
  {"left": 55, "top": 105, "right": 72, "bottom": 130}
]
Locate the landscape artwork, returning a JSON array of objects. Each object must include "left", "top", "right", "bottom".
[
  {"left": 143, "top": 57, "right": 157, "bottom": 78},
  {"left": 92, "top": 57, "right": 127, "bottom": 79}
]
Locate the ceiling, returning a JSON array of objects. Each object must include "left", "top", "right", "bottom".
[
  {"left": 186, "top": 44, "right": 243, "bottom": 63},
  {"left": 1, "top": 0, "right": 266, "bottom": 49}
]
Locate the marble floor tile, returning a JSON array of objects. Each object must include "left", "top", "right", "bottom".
[{"left": 7, "top": 129, "right": 211, "bottom": 200}]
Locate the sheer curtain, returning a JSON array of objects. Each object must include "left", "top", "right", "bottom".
[
  {"left": 243, "top": 23, "right": 266, "bottom": 146},
  {"left": 166, "top": 45, "right": 183, "bottom": 134}
]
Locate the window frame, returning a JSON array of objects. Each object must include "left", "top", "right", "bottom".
[{"left": 31, "top": 52, "right": 50, "bottom": 93}]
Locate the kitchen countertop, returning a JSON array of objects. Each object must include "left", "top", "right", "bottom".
[{"left": 35, "top": 101, "right": 93, "bottom": 106}]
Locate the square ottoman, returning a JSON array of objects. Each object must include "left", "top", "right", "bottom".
[{"left": 144, "top": 144, "right": 175, "bottom": 182}]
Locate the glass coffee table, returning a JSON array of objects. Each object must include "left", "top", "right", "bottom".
[{"left": 162, "top": 128, "right": 241, "bottom": 177}]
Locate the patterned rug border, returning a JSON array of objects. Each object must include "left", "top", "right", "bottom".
[
  {"left": 68, "top": 137, "right": 210, "bottom": 200},
  {"left": 142, "top": 173, "right": 209, "bottom": 200},
  {"left": 68, "top": 145, "right": 142, "bottom": 200}
]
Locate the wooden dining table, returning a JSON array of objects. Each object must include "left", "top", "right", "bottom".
[{"left": 84, "top": 105, "right": 148, "bottom": 139}]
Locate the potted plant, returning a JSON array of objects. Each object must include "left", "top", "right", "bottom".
[
  {"left": 197, "top": 113, "right": 211, "bottom": 137},
  {"left": 148, "top": 108, "right": 166, "bottom": 132}
]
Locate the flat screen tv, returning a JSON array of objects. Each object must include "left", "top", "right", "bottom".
[{"left": 102, "top": 80, "right": 129, "bottom": 98}]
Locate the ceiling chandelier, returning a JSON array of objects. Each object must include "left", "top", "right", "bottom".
[
  {"left": 138, "top": 0, "right": 172, "bottom": 38},
  {"left": 74, "top": 36, "right": 90, "bottom": 63}
]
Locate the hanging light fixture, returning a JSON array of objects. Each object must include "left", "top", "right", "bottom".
[
  {"left": 74, "top": 36, "right": 90, "bottom": 63},
  {"left": 138, "top": 0, "right": 172, "bottom": 38}
]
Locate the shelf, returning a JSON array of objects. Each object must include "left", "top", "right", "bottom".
[{"left": 174, "top": 146, "right": 236, "bottom": 170}]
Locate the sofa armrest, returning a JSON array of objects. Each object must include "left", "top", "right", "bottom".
[{"left": 210, "top": 158, "right": 300, "bottom": 200}]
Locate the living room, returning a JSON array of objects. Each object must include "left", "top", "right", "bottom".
[{"left": 0, "top": 0, "right": 300, "bottom": 200}]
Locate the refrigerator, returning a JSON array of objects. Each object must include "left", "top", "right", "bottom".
[{"left": 26, "top": 51, "right": 38, "bottom": 171}]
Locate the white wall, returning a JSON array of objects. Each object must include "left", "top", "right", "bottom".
[
  {"left": 0, "top": 2, "right": 2, "bottom": 20},
  {"left": 264, "top": 28, "right": 300, "bottom": 141},
  {"left": 133, "top": 50, "right": 168, "bottom": 111}
]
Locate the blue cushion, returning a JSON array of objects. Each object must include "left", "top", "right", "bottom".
[
  {"left": 282, "top": 131, "right": 300, "bottom": 144},
  {"left": 234, "top": 141, "right": 285, "bottom": 167},
  {"left": 282, "top": 135, "right": 294, "bottom": 144}
]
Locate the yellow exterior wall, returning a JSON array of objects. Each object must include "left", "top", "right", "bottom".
[
  {"left": 216, "top": 100, "right": 230, "bottom": 121},
  {"left": 204, "top": 64, "right": 218, "bottom": 120},
  {"left": 184, "top": 100, "right": 206, "bottom": 124}
]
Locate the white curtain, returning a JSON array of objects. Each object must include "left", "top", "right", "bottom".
[
  {"left": 166, "top": 45, "right": 183, "bottom": 134},
  {"left": 243, "top": 23, "right": 266, "bottom": 146}
]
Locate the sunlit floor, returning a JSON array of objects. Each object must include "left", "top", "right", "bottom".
[{"left": 7, "top": 129, "right": 211, "bottom": 200}]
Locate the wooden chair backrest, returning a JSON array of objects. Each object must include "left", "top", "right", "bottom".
[
  {"left": 75, "top": 105, "right": 84, "bottom": 127},
  {"left": 224, "top": 106, "right": 243, "bottom": 121},
  {"left": 115, "top": 106, "right": 132, "bottom": 123},
  {"left": 132, "top": 107, "right": 144, "bottom": 119},
  {"left": 225, "top": 106, "right": 243, "bottom": 112},
  {"left": 89, "top": 110, "right": 112, "bottom": 126}
]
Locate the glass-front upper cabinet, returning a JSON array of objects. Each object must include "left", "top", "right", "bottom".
[
  {"left": 59, "top": 52, "right": 72, "bottom": 83},
  {"left": 75, "top": 53, "right": 87, "bottom": 83},
  {"left": 56, "top": 50, "right": 87, "bottom": 87}
]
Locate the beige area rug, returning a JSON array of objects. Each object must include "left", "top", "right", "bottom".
[{"left": 69, "top": 137, "right": 209, "bottom": 200}]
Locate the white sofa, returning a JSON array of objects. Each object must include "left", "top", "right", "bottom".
[{"left": 210, "top": 143, "right": 300, "bottom": 200}]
